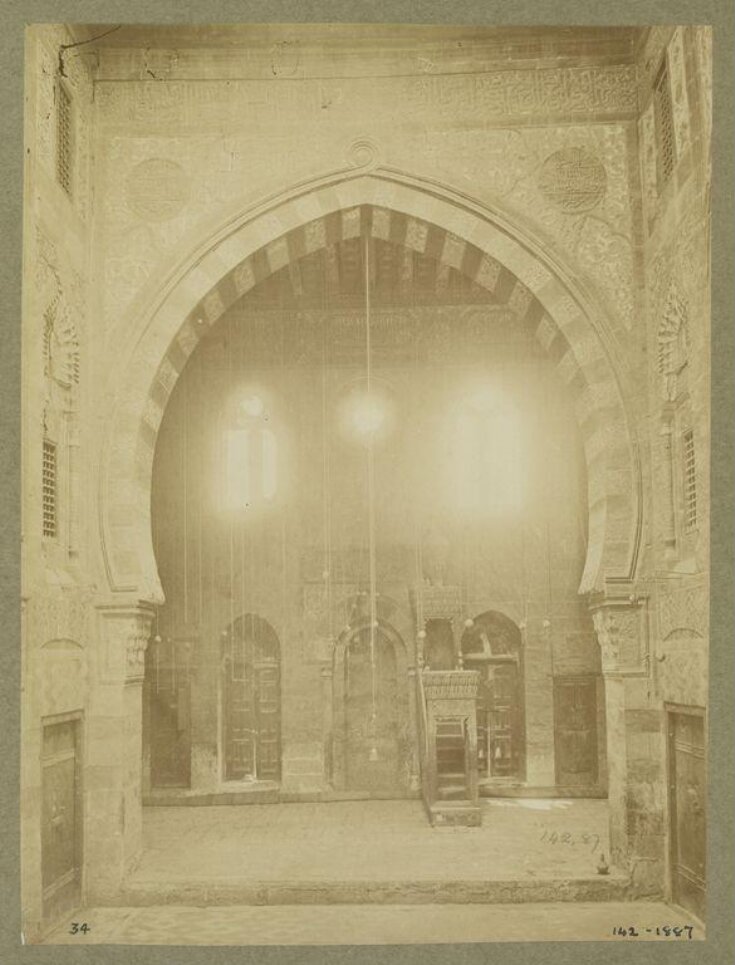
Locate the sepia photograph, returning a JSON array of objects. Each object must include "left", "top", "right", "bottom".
[{"left": 12, "top": 15, "right": 724, "bottom": 952}]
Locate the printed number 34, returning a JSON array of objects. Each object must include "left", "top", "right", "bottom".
[{"left": 69, "top": 922, "right": 90, "bottom": 935}]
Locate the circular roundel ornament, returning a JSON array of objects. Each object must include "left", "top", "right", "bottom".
[
  {"left": 126, "top": 158, "right": 189, "bottom": 222},
  {"left": 538, "top": 147, "right": 607, "bottom": 213}
]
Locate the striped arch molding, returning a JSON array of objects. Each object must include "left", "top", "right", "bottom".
[{"left": 100, "top": 172, "right": 641, "bottom": 601}]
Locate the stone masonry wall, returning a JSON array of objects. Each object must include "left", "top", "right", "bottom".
[{"left": 600, "top": 25, "right": 711, "bottom": 899}]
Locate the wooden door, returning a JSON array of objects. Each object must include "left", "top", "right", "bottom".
[
  {"left": 223, "top": 628, "right": 281, "bottom": 781},
  {"left": 668, "top": 709, "right": 706, "bottom": 921},
  {"left": 41, "top": 716, "right": 82, "bottom": 925},
  {"left": 255, "top": 662, "right": 281, "bottom": 780},
  {"left": 554, "top": 676, "right": 598, "bottom": 786},
  {"left": 485, "top": 662, "right": 523, "bottom": 778},
  {"left": 224, "top": 637, "right": 257, "bottom": 780}
]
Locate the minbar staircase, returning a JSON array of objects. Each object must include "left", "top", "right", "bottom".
[
  {"left": 435, "top": 720, "right": 468, "bottom": 801},
  {"left": 418, "top": 670, "right": 482, "bottom": 827}
]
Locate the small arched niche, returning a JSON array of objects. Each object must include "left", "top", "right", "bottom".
[{"left": 332, "top": 619, "right": 411, "bottom": 794}]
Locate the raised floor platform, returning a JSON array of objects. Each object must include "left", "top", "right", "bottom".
[
  {"left": 114, "top": 798, "right": 629, "bottom": 907},
  {"left": 143, "top": 783, "right": 606, "bottom": 807}
]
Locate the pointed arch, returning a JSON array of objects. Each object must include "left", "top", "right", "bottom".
[{"left": 98, "top": 170, "right": 641, "bottom": 601}]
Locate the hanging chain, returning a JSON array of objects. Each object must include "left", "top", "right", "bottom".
[{"left": 365, "top": 233, "right": 379, "bottom": 752}]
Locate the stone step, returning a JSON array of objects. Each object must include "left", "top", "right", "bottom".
[
  {"left": 428, "top": 801, "right": 483, "bottom": 827},
  {"left": 116, "top": 874, "right": 631, "bottom": 907},
  {"left": 436, "top": 786, "right": 467, "bottom": 800},
  {"left": 144, "top": 788, "right": 421, "bottom": 806}
]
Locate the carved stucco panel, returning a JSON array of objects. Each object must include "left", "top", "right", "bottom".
[
  {"left": 538, "top": 147, "right": 607, "bottom": 213},
  {"left": 43, "top": 292, "right": 81, "bottom": 391},
  {"left": 639, "top": 102, "right": 658, "bottom": 227},
  {"left": 637, "top": 26, "right": 673, "bottom": 102},
  {"left": 694, "top": 27, "right": 712, "bottom": 154},
  {"left": 667, "top": 28, "right": 691, "bottom": 160},
  {"left": 36, "top": 641, "right": 88, "bottom": 718},
  {"left": 35, "top": 224, "right": 87, "bottom": 329},
  {"left": 407, "top": 65, "right": 637, "bottom": 117},
  {"left": 647, "top": 197, "right": 709, "bottom": 413},
  {"left": 97, "top": 605, "right": 155, "bottom": 684},
  {"left": 656, "top": 280, "right": 690, "bottom": 401},
  {"left": 657, "top": 635, "right": 706, "bottom": 708},
  {"left": 35, "top": 40, "right": 56, "bottom": 173},
  {"left": 101, "top": 133, "right": 320, "bottom": 325},
  {"left": 94, "top": 63, "right": 637, "bottom": 131},
  {"left": 658, "top": 584, "right": 708, "bottom": 640},
  {"left": 648, "top": 584, "right": 707, "bottom": 705},
  {"left": 99, "top": 114, "right": 637, "bottom": 337},
  {"left": 474, "top": 124, "right": 637, "bottom": 333},
  {"left": 27, "top": 594, "right": 90, "bottom": 648},
  {"left": 592, "top": 603, "right": 647, "bottom": 675}
]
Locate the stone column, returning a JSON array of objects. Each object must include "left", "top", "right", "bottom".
[
  {"left": 590, "top": 591, "right": 664, "bottom": 896},
  {"left": 86, "top": 601, "right": 154, "bottom": 902},
  {"left": 141, "top": 669, "right": 152, "bottom": 797},
  {"left": 406, "top": 666, "right": 420, "bottom": 791}
]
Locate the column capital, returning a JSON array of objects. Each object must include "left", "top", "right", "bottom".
[
  {"left": 588, "top": 589, "right": 648, "bottom": 676},
  {"left": 660, "top": 400, "right": 678, "bottom": 425},
  {"left": 96, "top": 599, "right": 156, "bottom": 684}
]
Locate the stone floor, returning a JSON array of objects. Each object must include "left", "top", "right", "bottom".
[
  {"left": 129, "top": 798, "right": 613, "bottom": 884},
  {"left": 43, "top": 902, "right": 704, "bottom": 944},
  {"left": 39, "top": 799, "right": 705, "bottom": 945}
]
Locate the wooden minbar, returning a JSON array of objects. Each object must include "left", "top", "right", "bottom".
[{"left": 420, "top": 669, "right": 481, "bottom": 827}]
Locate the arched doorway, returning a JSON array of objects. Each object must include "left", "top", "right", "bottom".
[
  {"left": 461, "top": 611, "right": 525, "bottom": 781},
  {"left": 221, "top": 614, "right": 281, "bottom": 782},
  {"left": 333, "top": 621, "right": 410, "bottom": 794}
]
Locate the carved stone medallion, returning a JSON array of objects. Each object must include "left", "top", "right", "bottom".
[
  {"left": 125, "top": 158, "right": 189, "bottom": 222},
  {"left": 538, "top": 147, "right": 607, "bottom": 213},
  {"left": 44, "top": 293, "right": 80, "bottom": 389},
  {"left": 347, "top": 137, "right": 381, "bottom": 169}
]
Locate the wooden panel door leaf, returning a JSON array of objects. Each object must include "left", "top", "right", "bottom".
[
  {"left": 41, "top": 717, "right": 81, "bottom": 925},
  {"left": 554, "top": 676, "right": 598, "bottom": 786},
  {"left": 223, "top": 615, "right": 281, "bottom": 782},
  {"left": 669, "top": 710, "right": 706, "bottom": 921}
]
